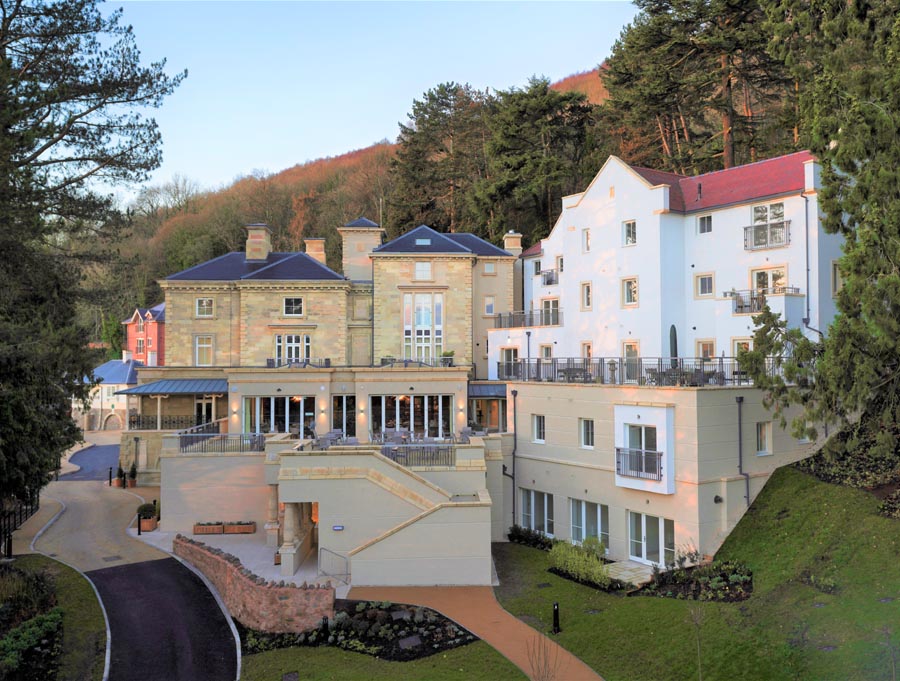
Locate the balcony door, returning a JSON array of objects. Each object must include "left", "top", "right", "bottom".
[
  {"left": 751, "top": 266, "right": 785, "bottom": 294},
  {"left": 541, "top": 298, "right": 559, "bottom": 325},
  {"left": 502, "top": 348, "right": 519, "bottom": 379},
  {"left": 628, "top": 512, "right": 675, "bottom": 566}
]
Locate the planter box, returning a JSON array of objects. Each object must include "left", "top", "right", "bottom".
[
  {"left": 224, "top": 522, "right": 256, "bottom": 535},
  {"left": 127, "top": 479, "right": 137, "bottom": 488},
  {"left": 139, "top": 517, "right": 158, "bottom": 532},
  {"left": 193, "top": 523, "right": 224, "bottom": 535},
  {"left": 111, "top": 478, "right": 122, "bottom": 488}
]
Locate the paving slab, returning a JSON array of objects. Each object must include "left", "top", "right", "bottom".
[{"left": 349, "top": 585, "right": 603, "bottom": 680}]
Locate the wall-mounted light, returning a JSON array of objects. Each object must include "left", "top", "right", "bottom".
[{"left": 231, "top": 409, "right": 238, "bottom": 416}]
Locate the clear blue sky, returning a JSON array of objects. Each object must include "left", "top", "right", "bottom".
[{"left": 118, "top": 1, "right": 639, "bottom": 193}]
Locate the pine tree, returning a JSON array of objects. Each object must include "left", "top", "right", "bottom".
[{"left": 0, "top": 0, "right": 184, "bottom": 503}]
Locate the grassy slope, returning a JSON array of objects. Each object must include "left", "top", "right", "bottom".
[
  {"left": 495, "top": 466, "right": 900, "bottom": 681},
  {"left": 240, "top": 641, "right": 526, "bottom": 681},
  {"left": 14, "top": 554, "right": 105, "bottom": 681}
]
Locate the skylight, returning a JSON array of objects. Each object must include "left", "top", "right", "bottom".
[{"left": 415, "top": 238, "right": 431, "bottom": 246}]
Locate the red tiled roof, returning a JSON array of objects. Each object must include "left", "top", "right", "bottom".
[
  {"left": 631, "top": 150, "right": 814, "bottom": 213},
  {"left": 521, "top": 242, "right": 542, "bottom": 257}
]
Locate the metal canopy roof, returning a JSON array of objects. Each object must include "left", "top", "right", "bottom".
[
  {"left": 116, "top": 378, "right": 228, "bottom": 395},
  {"left": 467, "top": 383, "right": 507, "bottom": 399}
]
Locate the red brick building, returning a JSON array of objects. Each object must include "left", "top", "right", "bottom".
[{"left": 123, "top": 302, "right": 166, "bottom": 366}]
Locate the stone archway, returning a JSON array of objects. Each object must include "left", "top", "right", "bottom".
[{"left": 102, "top": 412, "right": 122, "bottom": 431}]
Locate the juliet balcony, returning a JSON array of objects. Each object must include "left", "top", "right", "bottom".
[
  {"left": 494, "top": 309, "right": 563, "bottom": 329},
  {"left": 615, "top": 447, "right": 663, "bottom": 481},
  {"left": 743, "top": 220, "right": 791, "bottom": 250}
]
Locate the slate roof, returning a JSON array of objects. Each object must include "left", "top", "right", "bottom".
[
  {"left": 166, "top": 252, "right": 345, "bottom": 282},
  {"left": 91, "top": 359, "right": 142, "bottom": 386},
  {"left": 343, "top": 217, "right": 381, "bottom": 228},
  {"left": 124, "top": 302, "right": 166, "bottom": 324},
  {"left": 373, "top": 224, "right": 512, "bottom": 257},
  {"left": 117, "top": 378, "right": 228, "bottom": 395},
  {"left": 630, "top": 150, "right": 815, "bottom": 213}
]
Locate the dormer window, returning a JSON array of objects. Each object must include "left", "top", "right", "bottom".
[
  {"left": 136, "top": 317, "right": 144, "bottom": 332},
  {"left": 415, "top": 238, "right": 432, "bottom": 246}
]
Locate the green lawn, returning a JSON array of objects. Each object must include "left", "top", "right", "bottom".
[
  {"left": 14, "top": 554, "right": 106, "bottom": 681},
  {"left": 240, "top": 641, "right": 526, "bottom": 680},
  {"left": 494, "top": 466, "right": 900, "bottom": 681}
]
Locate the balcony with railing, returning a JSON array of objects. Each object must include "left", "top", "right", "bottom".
[
  {"left": 265, "top": 357, "right": 331, "bottom": 368},
  {"left": 743, "top": 220, "right": 791, "bottom": 250},
  {"left": 616, "top": 447, "right": 663, "bottom": 481},
  {"left": 727, "top": 286, "right": 801, "bottom": 315},
  {"left": 494, "top": 309, "right": 563, "bottom": 329},
  {"left": 541, "top": 269, "right": 559, "bottom": 285},
  {"left": 497, "top": 356, "right": 781, "bottom": 386},
  {"left": 129, "top": 414, "right": 205, "bottom": 431}
]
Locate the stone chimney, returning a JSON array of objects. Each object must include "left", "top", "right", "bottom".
[
  {"left": 304, "top": 238, "right": 327, "bottom": 266},
  {"left": 337, "top": 217, "right": 385, "bottom": 281},
  {"left": 245, "top": 224, "right": 272, "bottom": 261},
  {"left": 503, "top": 230, "right": 523, "bottom": 256}
]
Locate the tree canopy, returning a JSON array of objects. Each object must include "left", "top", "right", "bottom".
[
  {"left": 743, "top": 0, "right": 900, "bottom": 463},
  {"left": 0, "top": 0, "right": 184, "bottom": 503}
]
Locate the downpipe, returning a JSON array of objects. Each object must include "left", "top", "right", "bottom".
[
  {"left": 502, "top": 389, "right": 518, "bottom": 529},
  {"left": 736, "top": 396, "right": 750, "bottom": 507}
]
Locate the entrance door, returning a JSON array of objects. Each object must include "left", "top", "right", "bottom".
[
  {"left": 502, "top": 348, "right": 519, "bottom": 380},
  {"left": 623, "top": 342, "right": 640, "bottom": 383},
  {"left": 195, "top": 397, "right": 213, "bottom": 425},
  {"left": 751, "top": 267, "right": 786, "bottom": 294},
  {"left": 629, "top": 512, "right": 675, "bottom": 566}
]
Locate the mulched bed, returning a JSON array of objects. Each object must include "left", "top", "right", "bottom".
[
  {"left": 237, "top": 599, "right": 477, "bottom": 662},
  {"left": 630, "top": 561, "right": 753, "bottom": 602},
  {"left": 547, "top": 567, "right": 631, "bottom": 592}
]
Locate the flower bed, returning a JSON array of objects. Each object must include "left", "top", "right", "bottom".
[
  {"left": 634, "top": 559, "right": 753, "bottom": 602},
  {"left": 546, "top": 538, "right": 630, "bottom": 591},
  {"left": 507, "top": 524, "right": 554, "bottom": 551},
  {"left": 238, "top": 599, "right": 478, "bottom": 662}
]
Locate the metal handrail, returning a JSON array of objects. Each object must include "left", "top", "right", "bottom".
[
  {"left": 318, "top": 546, "right": 350, "bottom": 583},
  {"left": 743, "top": 220, "right": 791, "bottom": 250},
  {"left": 494, "top": 309, "right": 563, "bottom": 329},
  {"left": 380, "top": 443, "right": 455, "bottom": 467},
  {"left": 177, "top": 433, "right": 266, "bottom": 454}
]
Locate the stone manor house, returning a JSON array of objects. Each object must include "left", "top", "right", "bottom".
[{"left": 116, "top": 151, "right": 841, "bottom": 587}]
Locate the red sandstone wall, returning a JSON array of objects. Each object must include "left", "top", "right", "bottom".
[{"left": 173, "top": 534, "right": 334, "bottom": 633}]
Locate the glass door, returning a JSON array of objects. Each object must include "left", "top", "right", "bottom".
[{"left": 629, "top": 512, "right": 674, "bottom": 566}]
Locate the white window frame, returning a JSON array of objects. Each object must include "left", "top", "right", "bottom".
[
  {"left": 283, "top": 297, "right": 304, "bottom": 317},
  {"left": 570, "top": 499, "right": 609, "bottom": 549},
  {"left": 484, "top": 295, "right": 495, "bottom": 316},
  {"left": 533, "top": 260, "right": 542, "bottom": 276},
  {"left": 756, "top": 421, "right": 771, "bottom": 455},
  {"left": 195, "top": 298, "right": 214, "bottom": 318},
  {"left": 831, "top": 261, "right": 843, "bottom": 297},
  {"left": 275, "top": 334, "right": 311, "bottom": 364},
  {"left": 580, "top": 418, "right": 594, "bottom": 449},
  {"left": 581, "top": 282, "right": 592, "bottom": 310},
  {"left": 521, "top": 488, "right": 554, "bottom": 536},
  {"left": 533, "top": 414, "right": 546, "bottom": 444},
  {"left": 582, "top": 228, "right": 591, "bottom": 253},
  {"left": 696, "top": 340, "right": 715, "bottom": 359},
  {"left": 136, "top": 338, "right": 145, "bottom": 354},
  {"left": 195, "top": 335, "right": 213, "bottom": 366},
  {"left": 484, "top": 261, "right": 496, "bottom": 275},
  {"left": 403, "top": 292, "right": 443, "bottom": 360},
  {"left": 136, "top": 317, "right": 144, "bottom": 332},
  {"left": 623, "top": 220, "right": 637, "bottom": 246},
  {"left": 698, "top": 215, "right": 712, "bottom": 234},
  {"left": 622, "top": 277, "right": 639, "bottom": 306},
  {"left": 556, "top": 255, "right": 564, "bottom": 273},
  {"left": 414, "top": 261, "right": 432, "bottom": 281},
  {"left": 695, "top": 273, "right": 714, "bottom": 298}
]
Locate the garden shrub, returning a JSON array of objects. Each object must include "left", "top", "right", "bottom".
[
  {"left": 0, "top": 563, "right": 56, "bottom": 637},
  {"left": 0, "top": 607, "right": 63, "bottom": 681},
  {"left": 548, "top": 541, "right": 612, "bottom": 589},
  {"left": 800, "top": 570, "right": 839, "bottom": 594},
  {"left": 507, "top": 525, "right": 554, "bottom": 551},
  {"left": 795, "top": 428, "right": 900, "bottom": 489},
  {"left": 878, "top": 489, "right": 900, "bottom": 519},
  {"left": 639, "top": 559, "right": 753, "bottom": 602},
  {"left": 136, "top": 503, "right": 156, "bottom": 520}
]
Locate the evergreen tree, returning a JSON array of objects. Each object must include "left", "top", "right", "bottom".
[
  {"left": 0, "top": 0, "right": 184, "bottom": 503},
  {"left": 743, "top": 0, "right": 900, "bottom": 461}
]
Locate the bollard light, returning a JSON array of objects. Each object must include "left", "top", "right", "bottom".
[{"left": 552, "top": 602, "right": 561, "bottom": 634}]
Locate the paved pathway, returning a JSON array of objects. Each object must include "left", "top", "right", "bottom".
[
  {"left": 59, "top": 444, "right": 121, "bottom": 481},
  {"left": 14, "top": 473, "right": 237, "bottom": 681},
  {"left": 349, "top": 585, "right": 602, "bottom": 681}
]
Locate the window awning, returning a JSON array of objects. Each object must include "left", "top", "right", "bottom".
[
  {"left": 116, "top": 379, "right": 228, "bottom": 395},
  {"left": 467, "top": 383, "right": 507, "bottom": 399}
]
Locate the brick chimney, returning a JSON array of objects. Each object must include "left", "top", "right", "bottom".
[
  {"left": 503, "top": 230, "right": 523, "bottom": 256},
  {"left": 304, "top": 238, "right": 327, "bottom": 266},
  {"left": 245, "top": 224, "right": 272, "bottom": 261},
  {"left": 337, "top": 217, "right": 384, "bottom": 281}
]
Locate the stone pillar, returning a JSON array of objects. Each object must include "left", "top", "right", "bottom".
[
  {"left": 280, "top": 502, "right": 301, "bottom": 576},
  {"left": 265, "top": 485, "right": 281, "bottom": 548}
]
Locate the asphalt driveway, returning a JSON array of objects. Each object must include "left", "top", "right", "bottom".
[
  {"left": 60, "top": 444, "right": 120, "bottom": 481},
  {"left": 88, "top": 557, "right": 237, "bottom": 681}
]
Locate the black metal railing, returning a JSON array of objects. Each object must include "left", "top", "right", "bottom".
[
  {"left": 616, "top": 447, "right": 663, "bottom": 481},
  {"left": 541, "top": 269, "right": 559, "bottom": 285},
  {"left": 177, "top": 433, "right": 266, "bottom": 454},
  {"left": 266, "top": 357, "right": 331, "bottom": 368},
  {"left": 728, "top": 286, "right": 801, "bottom": 314},
  {"left": 1, "top": 492, "right": 39, "bottom": 556},
  {"left": 497, "top": 356, "right": 777, "bottom": 386},
  {"left": 129, "top": 414, "right": 205, "bottom": 431},
  {"left": 494, "top": 309, "right": 563, "bottom": 329},
  {"left": 743, "top": 220, "right": 791, "bottom": 250},
  {"left": 379, "top": 357, "right": 457, "bottom": 368},
  {"left": 380, "top": 444, "right": 455, "bottom": 467}
]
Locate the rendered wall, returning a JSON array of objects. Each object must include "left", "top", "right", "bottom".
[
  {"left": 160, "top": 454, "right": 269, "bottom": 531},
  {"left": 349, "top": 502, "right": 493, "bottom": 586}
]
